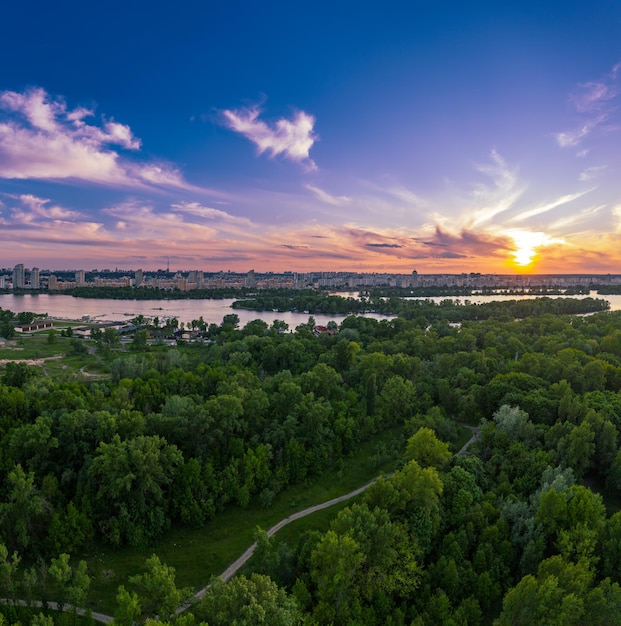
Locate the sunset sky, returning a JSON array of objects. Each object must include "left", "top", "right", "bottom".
[{"left": 1, "top": 1, "right": 620, "bottom": 274}]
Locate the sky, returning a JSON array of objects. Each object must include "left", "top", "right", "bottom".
[{"left": 1, "top": 1, "right": 620, "bottom": 274}]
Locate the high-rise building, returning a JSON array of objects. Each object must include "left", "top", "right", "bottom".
[
  {"left": 48, "top": 274, "right": 58, "bottom": 290},
  {"left": 245, "top": 269, "right": 257, "bottom": 288},
  {"left": 75, "top": 270, "right": 86, "bottom": 285},
  {"left": 12, "top": 264, "right": 25, "bottom": 289},
  {"left": 135, "top": 269, "right": 144, "bottom": 287},
  {"left": 31, "top": 267, "right": 40, "bottom": 289}
]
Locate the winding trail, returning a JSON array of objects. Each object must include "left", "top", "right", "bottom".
[
  {"left": 456, "top": 424, "right": 480, "bottom": 456},
  {"left": 2, "top": 600, "right": 114, "bottom": 625},
  {"left": 5, "top": 424, "right": 480, "bottom": 623}
]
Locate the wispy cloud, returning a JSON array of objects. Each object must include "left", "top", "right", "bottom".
[
  {"left": 510, "top": 189, "right": 593, "bottom": 223},
  {"left": 222, "top": 103, "right": 317, "bottom": 169},
  {"left": 570, "top": 82, "right": 616, "bottom": 113},
  {"left": 14, "top": 193, "right": 83, "bottom": 221},
  {"left": 612, "top": 205, "right": 621, "bottom": 233},
  {"left": 305, "top": 184, "right": 351, "bottom": 206},
  {"left": 579, "top": 165, "right": 606, "bottom": 182},
  {"left": 468, "top": 150, "right": 524, "bottom": 227},
  {"left": 170, "top": 201, "right": 252, "bottom": 226},
  {"left": 389, "top": 188, "right": 426, "bottom": 209},
  {"left": 555, "top": 61, "right": 621, "bottom": 149},
  {"left": 554, "top": 116, "right": 607, "bottom": 148},
  {"left": 0, "top": 87, "right": 192, "bottom": 190},
  {"left": 547, "top": 204, "right": 606, "bottom": 231}
]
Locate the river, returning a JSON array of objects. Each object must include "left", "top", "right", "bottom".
[
  {"left": 0, "top": 292, "right": 618, "bottom": 329},
  {"left": 0, "top": 293, "right": 391, "bottom": 329}
]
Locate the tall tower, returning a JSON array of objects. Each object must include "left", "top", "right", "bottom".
[
  {"left": 12, "top": 264, "right": 25, "bottom": 289},
  {"left": 245, "top": 269, "right": 257, "bottom": 288},
  {"left": 75, "top": 269, "right": 86, "bottom": 285},
  {"left": 135, "top": 269, "right": 144, "bottom": 287},
  {"left": 30, "top": 267, "right": 40, "bottom": 289}
]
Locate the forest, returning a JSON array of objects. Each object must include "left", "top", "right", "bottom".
[{"left": 1, "top": 299, "right": 621, "bottom": 624}]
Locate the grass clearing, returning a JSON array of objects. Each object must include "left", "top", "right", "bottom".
[
  {"left": 0, "top": 335, "right": 69, "bottom": 360},
  {"left": 80, "top": 425, "right": 404, "bottom": 613},
  {"left": 0, "top": 333, "right": 111, "bottom": 381}
]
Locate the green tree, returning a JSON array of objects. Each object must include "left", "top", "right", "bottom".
[
  {"left": 131, "top": 329, "right": 150, "bottom": 352},
  {"left": 0, "top": 543, "right": 20, "bottom": 607},
  {"left": 0, "top": 464, "right": 49, "bottom": 553},
  {"left": 196, "top": 573, "right": 301, "bottom": 625},
  {"left": 406, "top": 427, "right": 452, "bottom": 470},
  {"left": 378, "top": 375, "right": 418, "bottom": 425},
  {"left": 127, "top": 554, "right": 191, "bottom": 623},
  {"left": 49, "top": 553, "right": 90, "bottom": 618},
  {"left": 310, "top": 530, "right": 365, "bottom": 623},
  {"left": 103, "top": 327, "right": 120, "bottom": 348},
  {"left": 114, "top": 585, "right": 142, "bottom": 626},
  {"left": 2, "top": 362, "right": 35, "bottom": 389},
  {"left": 496, "top": 556, "right": 621, "bottom": 626},
  {"left": 88, "top": 435, "right": 182, "bottom": 546}
]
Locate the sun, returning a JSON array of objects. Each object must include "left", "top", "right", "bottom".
[
  {"left": 513, "top": 248, "right": 537, "bottom": 268},
  {"left": 505, "top": 230, "right": 555, "bottom": 271}
]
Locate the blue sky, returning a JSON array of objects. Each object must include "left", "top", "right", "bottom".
[{"left": 1, "top": 1, "right": 620, "bottom": 273}]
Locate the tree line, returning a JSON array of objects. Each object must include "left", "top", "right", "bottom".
[{"left": 233, "top": 294, "right": 609, "bottom": 319}]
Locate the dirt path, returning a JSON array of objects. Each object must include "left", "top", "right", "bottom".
[
  {"left": 456, "top": 424, "right": 480, "bottom": 456},
  {"left": 1, "top": 600, "right": 113, "bottom": 625},
  {"left": 6, "top": 425, "right": 481, "bottom": 622},
  {"left": 190, "top": 425, "right": 480, "bottom": 604},
  {"left": 0, "top": 355, "right": 63, "bottom": 367}
]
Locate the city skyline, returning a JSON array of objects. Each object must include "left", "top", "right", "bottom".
[{"left": 1, "top": 2, "right": 621, "bottom": 274}]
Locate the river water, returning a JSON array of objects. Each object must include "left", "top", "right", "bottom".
[
  {"left": 0, "top": 292, "right": 619, "bottom": 329},
  {"left": 0, "top": 293, "right": 391, "bottom": 329}
]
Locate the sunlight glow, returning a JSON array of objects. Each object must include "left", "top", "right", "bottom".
[{"left": 505, "top": 230, "right": 559, "bottom": 269}]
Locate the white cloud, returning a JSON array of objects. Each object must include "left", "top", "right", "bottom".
[
  {"left": 612, "top": 205, "right": 621, "bottom": 232},
  {"left": 222, "top": 104, "right": 317, "bottom": 168},
  {"left": 554, "top": 116, "right": 606, "bottom": 148},
  {"left": 171, "top": 201, "right": 252, "bottom": 225},
  {"left": 571, "top": 82, "right": 615, "bottom": 113},
  {"left": 0, "top": 87, "right": 191, "bottom": 189},
  {"left": 555, "top": 62, "right": 621, "bottom": 149},
  {"left": 384, "top": 186, "right": 427, "bottom": 208},
  {"left": 9, "top": 193, "right": 83, "bottom": 224},
  {"left": 469, "top": 150, "right": 524, "bottom": 227},
  {"left": 548, "top": 204, "right": 606, "bottom": 231},
  {"left": 511, "top": 189, "right": 593, "bottom": 223},
  {"left": 579, "top": 165, "right": 606, "bottom": 182},
  {"left": 305, "top": 184, "right": 351, "bottom": 206}
]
